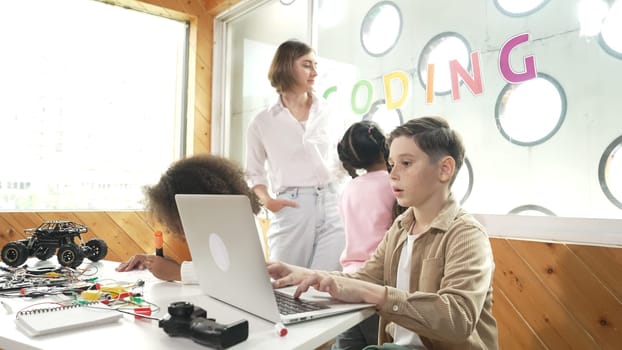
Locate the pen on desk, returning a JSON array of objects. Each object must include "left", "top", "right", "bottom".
[
  {"left": 274, "top": 322, "right": 287, "bottom": 337},
  {"left": 1, "top": 300, "right": 13, "bottom": 314},
  {"left": 154, "top": 231, "right": 164, "bottom": 257}
]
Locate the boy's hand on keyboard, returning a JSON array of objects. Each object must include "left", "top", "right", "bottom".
[
  {"left": 296, "top": 274, "right": 387, "bottom": 307},
  {"left": 267, "top": 261, "right": 387, "bottom": 308},
  {"left": 267, "top": 261, "right": 313, "bottom": 289},
  {"left": 293, "top": 273, "right": 357, "bottom": 301}
]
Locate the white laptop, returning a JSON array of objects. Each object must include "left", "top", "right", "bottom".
[{"left": 175, "top": 194, "right": 373, "bottom": 325}]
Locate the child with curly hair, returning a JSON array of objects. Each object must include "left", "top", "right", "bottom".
[{"left": 116, "top": 154, "right": 260, "bottom": 282}]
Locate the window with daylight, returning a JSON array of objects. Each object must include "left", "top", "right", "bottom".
[
  {"left": 495, "top": 73, "right": 566, "bottom": 147},
  {"left": 360, "top": 1, "right": 402, "bottom": 57},
  {"left": 0, "top": 0, "right": 189, "bottom": 210}
]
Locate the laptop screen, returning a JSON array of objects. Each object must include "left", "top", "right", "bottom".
[{"left": 175, "top": 194, "right": 281, "bottom": 323}]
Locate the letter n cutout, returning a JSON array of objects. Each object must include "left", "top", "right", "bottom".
[{"left": 450, "top": 51, "right": 483, "bottom": 101}]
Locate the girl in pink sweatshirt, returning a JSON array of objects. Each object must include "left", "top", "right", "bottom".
[{"left": 334, "top": 121, "right": 396, "bottom": 350}]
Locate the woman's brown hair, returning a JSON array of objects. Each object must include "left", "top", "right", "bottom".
[{"left": 268, "top": 39, "right": 313, "bottom": 94}]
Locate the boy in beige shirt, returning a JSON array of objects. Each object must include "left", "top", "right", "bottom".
[{"left": 268, "top": 116, "right": 498, "bottom": 350}]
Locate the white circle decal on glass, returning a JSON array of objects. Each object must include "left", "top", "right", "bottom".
[
  {"left": 600, "top": 1, "right": 622, "bottom": 59},
  {"left": 360, "top": 1, "right": 402, "bottom": 57},
  {"left": 209, "top": 233, "right": 230, "bottom": 271},
  {"left": 495, "top": 73, "right": 566, "bottom": 146}
]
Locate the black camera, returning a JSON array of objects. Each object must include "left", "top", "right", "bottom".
[{"left": 159, "top": 301, "right": 249, "bottom": 349}]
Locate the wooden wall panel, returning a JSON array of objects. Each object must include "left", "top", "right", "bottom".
[
  {"left": 493, "top": 287, "right": 547, "bottom": 350},
  {"left": 205, "top": 0, "right": 240, "bottom": 16},
  {"left": 0, "top": 213, "right": 41, "bottom": 246},
  {"left": 569, "top": 245, "right": 622, "bottom": 301},
  {"left": 509, "top": 240, "right": 622, "bottom": 348},
  {"left": 491, "top": 239, "right": 599, "bottom": 349}
]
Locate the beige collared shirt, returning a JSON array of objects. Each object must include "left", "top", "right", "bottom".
[{"left": 340, "top": 196, "right": 499, "bottom": 349}]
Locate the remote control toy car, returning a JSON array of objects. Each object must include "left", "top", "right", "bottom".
[{"left": 1, "top": 221, "right": 108, "bottom": 268}]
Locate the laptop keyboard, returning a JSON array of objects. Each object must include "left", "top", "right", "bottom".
[{"left": 274, "top": 290, "right": 328, "bottom": 315}]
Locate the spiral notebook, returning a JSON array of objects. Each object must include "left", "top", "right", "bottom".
[{"left": 15, "top": 302, "right": 123, "bottom": 337}]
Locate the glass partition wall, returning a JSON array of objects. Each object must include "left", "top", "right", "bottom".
[
  {"left": 213, "top": 0, "right": 622, "bottom": 244},
  {"left": 212, "top": 0, "right": 311, "bottom": 166}
]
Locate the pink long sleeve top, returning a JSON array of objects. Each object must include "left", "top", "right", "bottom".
[{"left": 338, "top": 170, "right": 394, "bottom": 273}]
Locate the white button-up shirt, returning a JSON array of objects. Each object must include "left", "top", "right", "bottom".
[{"left": 245, "top": 94, "right": 344, "bottom": 194}]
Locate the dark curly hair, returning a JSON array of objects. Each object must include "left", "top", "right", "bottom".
[
  {"left": 338, "top": 121, "right": 405, "bottom": 219},
  {"left": 144, "top": 154, "right": 261, "bottom": 239},
  {"left": 337, "top": 120, "right": 390, "bottom": 178}
]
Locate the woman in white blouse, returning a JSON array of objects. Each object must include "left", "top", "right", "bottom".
[{"left": 245, "top": 40, "right": 344, "bottom": 271}]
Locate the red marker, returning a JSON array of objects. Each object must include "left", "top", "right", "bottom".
[
  {"left": 274, "top": 322, "right": 287, "bottom": 337},
  {"left": 154, "top": 231, "right": 164, "bottom": 257}
]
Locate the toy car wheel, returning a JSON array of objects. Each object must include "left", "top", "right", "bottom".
[
  {"left": 1, "top": 241, "right": 28, "bottom": 267},
  {"left": 57, "top": 244, "right": 84, "bottom": 268},
  {"left": 84, "top": 238, "right": 108, "bottom": 262},
  {"left": 34, "top": 247, "right": 56, "bottom": 260}
]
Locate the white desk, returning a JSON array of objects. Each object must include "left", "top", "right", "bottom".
[{"left": 0, "top": 260, "right": 373, "bottom": 350}]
